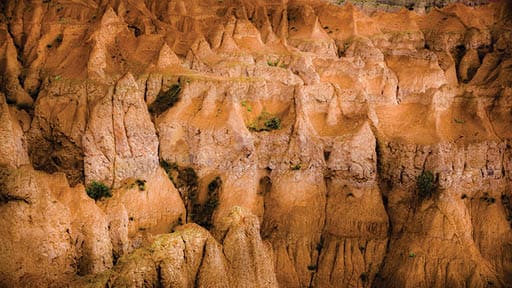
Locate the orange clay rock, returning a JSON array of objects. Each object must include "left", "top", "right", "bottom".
[
  {"left": 75, "top": 207, "right": 277, "bottom": 288},
  {"left": 0, "top": 166, "right": 96, "bottom": 287},
  {"left": 0, "top": 0, "right": 511, "bottom": 287},
  {"left": 0, "top": 93, "right": 30, "bottom": 168}
]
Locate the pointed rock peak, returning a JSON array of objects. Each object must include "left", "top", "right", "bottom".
[
  {"left": 232, "top": 1, "right": 248, "bottom": 19},
  {"left": 253, "top": 6, "right": 270, "bottom": 23},
  {"left": 261, "top": 25, "right": 278, "bottom": 44},
  {"left": 100, "top": 6, "right": 124, "bottom": 26},
  {"left": 223, "top": 6, "right": 235, "bottom": 20},
  {"left": 176, "top": 0, "right": 187, "bottom": 15},
  {"left": 224, "top": 15, "right": 238, "bottom": 35},
  {"left": 254, "top": 6, "right": 278, "bottom": 43},
  {"left": 116, "top": 72, "right": 138, "bottom": 91},
  {"left": 115, "top": 0, "right": 127, "bottom": 18},
  {"left": 276, "top": 8, "right": 288, "bottom": 39},
  {"left": 88, "top": 7, "right": 123, "bottom": 44},
  {"left": 311, "top": 16, "right": 331, "bottom": 39},
  {"left": 298, "top": 4, "right": 317, "bottom": 24},
  {"left": 215, "top": 206, "right": 260, "bottom": 236},
  {"left": 208, "top": 24, "right": 226, "bottom": 50},
  {"left": 232, "top": 18, "right": 265, "bottom": 47},
  {"left": 157, "top": 43, "right": 180, "bottom": 70},
  {"left": 218, "top": 31, "right": 240, "bottom": 53},
  {"left": 252, "top": 6, "right": 270, "bottom": 29},
  {"left": 190, "top": 36, "right": 213, "bottom": 57}
]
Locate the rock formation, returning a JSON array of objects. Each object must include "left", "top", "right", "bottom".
[{"left": 0, "top": 0, "right": 511, "bottom": 287}]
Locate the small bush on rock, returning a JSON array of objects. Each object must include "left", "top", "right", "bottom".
[
  {"left": 264, "top": 117, "right": 281, "bottom": 130},
  {"left": 360, "top": 272, "right": 369, "bottom": 283},
  {"left": 149, "top": 83, "right": 181, "bottom": 116},
  {"left": 208, "top": 176, "right": 221, "bottom": 193},
  {"left": 86, "top": 181, "right": 112, "bottom": 201},
  {"left": 160, "top": 160, "right": 198, "bottom": 190},
  {"left": 135, "top": 179, "right": 146, "bottom": 191},
  {"left": 480, "top": 192, "right": 496, "bottom": 204},
  {"left": 192, "top": 176, "right": 222, "bottom": 229},
  {"left": 247, "top": 111, "right": 281, "bottom": 132},
  {"left": 290, "top": 164, "right": 301, "bottom": 171},
  {"left": 416, "top": 170, "right": 437, "bottom": 200}
]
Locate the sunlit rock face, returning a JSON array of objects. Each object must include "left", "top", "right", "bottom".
[{"left": 0, "top": 0, "right": 511, "bottom": 287}]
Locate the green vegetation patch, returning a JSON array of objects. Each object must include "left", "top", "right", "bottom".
[
  {"left": 248, "top": 111, "right": 281, "bottom": 132},
  {"left": 416, "top": 170, "right": 437, "bottom": 200},
  {"left": 135, "top": 179, "right": 146, "bottom": 191},
  {"left": 290, "top": 164, "right": 302, "bottom": 171},
  {"left": 191, "top": 176, "right": 222, "bottom": 230},
  {"left": 241, "top": 100, "right": 253, "bottom": 112},
  {"left": 86, "top": 181, "right": 112, "bottom": 200},
  {"left": 160, "top": 160, "right": 198, "bottom": 191},
  {"left": 149, "top": 83, "right": 181, "bottom": 116}
]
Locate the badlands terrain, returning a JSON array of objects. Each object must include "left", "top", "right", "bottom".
[{"left": 0, "top": 0, "right": 511, "bottom": 287}]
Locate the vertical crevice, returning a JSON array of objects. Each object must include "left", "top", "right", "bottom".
[
  {"left": 156, "top": 264, "right": 163, "bottom": 288},
  {"left": 110, "top": 88, "right": 117, "bottom": 188},
  {"left": 308, "top": 171, "right": 330, "bottom": 287},
  {"left": 193, "top": 242, "right": 208, "bottom": 287},
  {"left": 372, "top": 134, "right": 392, "bottom": 288},
  {"left": 190, "top": 176, "right": 222, "bottom": 230},
  {"left": 260, "top": 171, "right": 275, "bottom": 240},
  {"left": 160, "top": 161, "right": 198, "bottom": 222}
]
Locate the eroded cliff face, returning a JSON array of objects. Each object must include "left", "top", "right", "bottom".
[{"left": 0, "top": 0, "right": 511, "bottom": 287}]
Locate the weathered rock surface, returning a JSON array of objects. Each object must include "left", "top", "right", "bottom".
[
  {"left": 0, "top": 166, "right": 77, "bottom": 287},
  {"left": 75, "top": 207, "right": 277, "bottom": 288},
  {"left": 0, "top": 0, "right": 511, "bottom": 287},
  {"left": 0, "top": 93, "right": 30, "bottom": 168},
  {"left": 83, "top": 72, "right": 160, "bottom": 188}
]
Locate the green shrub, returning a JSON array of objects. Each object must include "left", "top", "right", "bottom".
[
  {"left": 135, "top": 179, "right": 146, "bottom": 191},
  {"left": 160, "top": 160, "right": 175, "bottom": 175},
  {"left": 55, "top": 34, "right": 63, "bottom": 44},
  {"left": 192, "top": 176, "right": 222, "bottom": 229},
  {"left": 267, "top": 60, "right": 279, "bottom": 67},
  {"left": 248, "top": 111, "right": 281, "bottom": 132},
  {"left": 480, "top": 192, "right": 496, "bottom": 204},
  {"left": 360, "top": 272, "right": 369, "bottom": 282},
  {"left": 241, "top": 100, "right": 253, "bottom": 112},
  {"left": 86, "top": 181, "right": 112, "bottom": 200},
  {"left": 316, "top": 238, "right": 324, "bottom": 252},
  {"left": 149, "top": 83, "right": 181, "bottom": 116},
  {"left": 208, "top": 176, "right": 222, "bottom": 193},
  {"left": 267, "top": 59, "right": 287, "bottom": 68},
  {"left": 265, "top": 117, "right": 281, "bottom": 130},
  {"left": 416, "top": 170, "right": 437, "bottom": 200},
  {"left": 46, "top": 34, "right": 63, "bottom": 49},
  {"left": 160, "top": 160, "right": 198, "bottom": 191},
  {"left": 205, "top": 198, "right": 219, "bottom": 211},
  {"left": 291, "top": 164, "right": 301, "bottom": 170}
]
